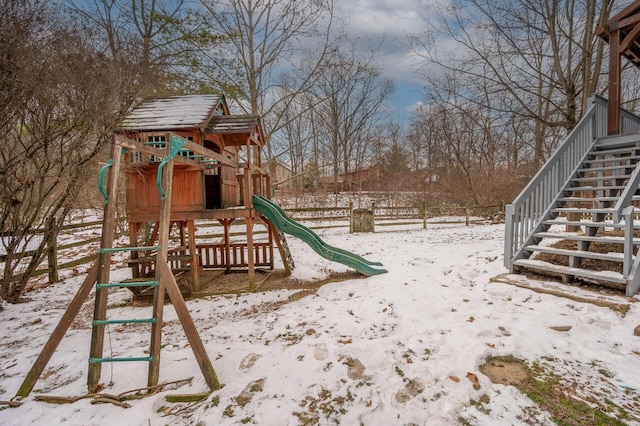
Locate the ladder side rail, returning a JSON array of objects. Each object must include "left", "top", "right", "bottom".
[
  {"left": 148, "top": 133, "right": 175, "bottom": 387},
  {"left": 505, "top": 95, "right": 607, "bottom": 268},
  {"left": 87, "top": 140, "right": 124, "bottom": 392}
]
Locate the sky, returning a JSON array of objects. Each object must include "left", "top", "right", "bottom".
[{"left": 334, "top": 0, "right": 443, "bottom": 121}]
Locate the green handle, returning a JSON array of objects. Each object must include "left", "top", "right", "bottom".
[
  {"left": 156, "top": 136, "right": 186, "bottom": 200},
  {"left": 157, "top": 157, "right": 169, "bottom": 200},
  {"left": 99, "top": 159, "right": 114, "bottom": 204}
]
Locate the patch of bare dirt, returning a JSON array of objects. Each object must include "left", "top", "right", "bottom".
[{"left": 480, "top": 358, "right": 530, "bottom": 387}]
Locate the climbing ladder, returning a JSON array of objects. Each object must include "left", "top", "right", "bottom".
[
  {"left": 275, "top": 228, "right": 295, "bottom": 273},
  {"left": 16, "top": 135, "right": 220, "bottom": 398}
]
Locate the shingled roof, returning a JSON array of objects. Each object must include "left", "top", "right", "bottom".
[
  {"left": 204, "top": 115, "right": 261, "bottom": 134},
  {"left": 118, "top": 94, "right": 225, "bottom": 131}
]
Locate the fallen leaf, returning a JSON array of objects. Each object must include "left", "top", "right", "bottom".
[
  {"left": 466, "top": 372, "right": 481, "bottom": 390},
  {"left": 467, "top": 316, "right": 475, "bottom": 322},
  {"left": 549, "top": 325, "right": 572, "bottom": 332},
  {"left": 338, "top": 338, "right": 352, "bottom": 344},
  {"left": 486, "top": 342, "right": 496, "bottom": 348},
  {"left": 449, "top": 375, "right": 460, "bottom": 383},
  {"left": 405, "top": 357, "right": 413, "bottom": 364}
]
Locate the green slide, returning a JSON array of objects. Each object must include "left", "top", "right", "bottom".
[{"left": 252, "top": 195, "right": 388, "bottom": 276}]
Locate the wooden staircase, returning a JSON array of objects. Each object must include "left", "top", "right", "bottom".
[{"left": 505, "top": 96, "right": 640, "bottom": 296}]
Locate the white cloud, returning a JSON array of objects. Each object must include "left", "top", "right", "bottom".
[
  {"left": 406, "top": 100, "right": 425, "bottom": 113},
  {"left": 334, "top": 0, "right": 443, "bottom": 85}
]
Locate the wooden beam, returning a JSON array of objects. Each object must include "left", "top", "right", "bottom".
[
  {"left": 187, "top": 220, "right": 200, "bottom": 292},
  {"left": 179, "top": 138, "right": 236, "bottom": 168},
  {"left": 607, "top": 0, "right": 640, "bottom": 27},
  {"left": 609, "top": 29, "right": 622, "bottom": 135},
  {"left": 87, "top": 140, "right": 124, "bottom": 392},
  {"left": 15, "top": 260, "right": 99, "bottom": 398},
  {"left": 620, "top": 22, "right": 640, "bottom": 53},
  {"left": 148, "top": 137, "right": 175, "bottom": 388},
  {"left": 114, "top": 135, "right": 207, "bottom": 170},
  {"left": 157, "top": 260, "right": 220, "bottom": 391},
  {"left": 618, "top": 13, "right": 640, "bottom": 32}
]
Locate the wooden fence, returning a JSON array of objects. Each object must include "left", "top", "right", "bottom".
[{"left": 0, "top": 203, "right": 503, "bottom": 286}]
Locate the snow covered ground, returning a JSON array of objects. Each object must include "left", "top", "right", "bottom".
[{"left": 1, "top": 221, "right": 639, "bottom": 425}]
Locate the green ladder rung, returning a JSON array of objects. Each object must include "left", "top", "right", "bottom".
[
  {"left": 96, "top": 281, "right": 159, "bottom": 289},
  {"left": 99, "top": 245, "right": 160, "bottom": 254},
  {"left": 180, "top": 154, "right": 205, "bottom": 159},
  {"left": 93, "top": 318, "right": 156, "bottom": 326},
  {"left": 89, "top": 356, "right": 154, "bottom": 363}
]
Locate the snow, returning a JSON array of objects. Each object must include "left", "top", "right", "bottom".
[
  {"left": 118, "top": 95, "right": 222, "bottom": 130},
  {"left": 1, "top": 222, "right": 640, "bottom": 425}
]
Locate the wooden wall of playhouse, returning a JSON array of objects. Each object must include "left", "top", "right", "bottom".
[{"left": 122, "top": 129, "right": 240, "bottom": 220}]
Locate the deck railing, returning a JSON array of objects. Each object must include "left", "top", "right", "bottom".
[{"left": 504, "top": 95, "right": 608, "bottom": 269}]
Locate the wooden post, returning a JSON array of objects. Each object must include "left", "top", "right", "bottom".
[
  {"left": 187, "top": 220, "right": 200, "bottom": 292},
  {"left": 371, "top": 202, "right": 376, "bottom": 233},
  {"left": 423, "top": 202, "right": 428, "bottom": 229},
  {"left": 46, "top": 221, "right": 59, "bottom": 283},
  {"left": 465, "top": 206, "right": 470, "bottom": 226},
  {"left": 128, "top": 223, "right": 140, "bottom": 279},
  {"left": 16, "top": 261, "right": 99, "bottom": 398},
  {"left": 608, "top": 28, "right": 621, "bottom": 135},
  {"left": 244, "top": 163, "right": 255, "bottom": 288},
  {"left": 158, "top": 260, "right": 220, "bottom": 391},
  {"left": 267, "top": 220, "right": 275, "bottom": 270},
  {"left": 349, "top": 202, "right": 354, "bottom": 234},
  {"left": 148, "top": 137, "right": 174, "bottom": 388},
  {"left": 87, "top": 140, "right": 123, "bottom": 392}
]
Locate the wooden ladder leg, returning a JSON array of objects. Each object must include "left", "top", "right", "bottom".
[
  {"left": 87, "top": 140, "right": 123, "bottom": 393},
  {"left": 15, "top": 261, "right": 99, "bottom": 398},
  {"left": 147, "top": 153, "right": 174, "bottom": 388}
]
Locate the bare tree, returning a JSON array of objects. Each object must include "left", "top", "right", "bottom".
[
  {"left": 0, "top": 0, "right": 147, "bottom": 303},
  {"left": 312, "top": 45, "right": 394, "bottom": 197},
  {"left": 67, "top": 0, "right": 217, "bottom": 93},
  {"left": 198, "top": 0, "right": 336, "bottom": 159},
  {"left": 412, "top": 0, "right": 615, "bottom": 168}
]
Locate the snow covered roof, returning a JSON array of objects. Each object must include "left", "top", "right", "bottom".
[
  {"left": 118, "top": 94, "right": 225, "bottom": 131},
  {"left": 205, "top": 115, "right": 261, "bottom": 134}
]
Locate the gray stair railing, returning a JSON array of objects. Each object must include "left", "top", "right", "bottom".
[{"left": 504, "top": 95, "right": 608, "bottom": 270}]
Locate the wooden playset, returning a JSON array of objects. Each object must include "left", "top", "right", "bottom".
[{"left": 14, "top": 94, "right": 385, "bottom": 399}]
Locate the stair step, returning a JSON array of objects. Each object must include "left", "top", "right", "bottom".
[
  {"left": 564, "top": 185, "right": 627, "bottom": 192},
  {"left": 558, "top": 196, "right": 621, "bottom": 202},
  {"left": 594, "top": 135, "right": 640, "bottom": 150},
  {"left": 552, "top": 208, "right": 615, "bottom": 214},
  {"left": 525, "top": 246, "right": 626, "bottom": 262},
  {"left": 93, "top": 318, "right": 157, "bottom": 326},
  {"left": 578, "top": 164, "right": 636, "bottom": 173},
  {"left": 512, "top": 259, "right": 626, "bottom": 284},
  {"left": 533, "top": 232, "right": 640, "bottom": 245},
  {"left": 542, "top": 219, "right": 633, "bottom": 229},
  {"left": 584, "top": 154, "right": 640, "bottom": 164},
  {"left": 571, "top": 174, "right": 631, "bottom": 183}
]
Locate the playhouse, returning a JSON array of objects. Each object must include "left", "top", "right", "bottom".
[{"left": 114, "top": 94, "right": 285, "bottom": 293}]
